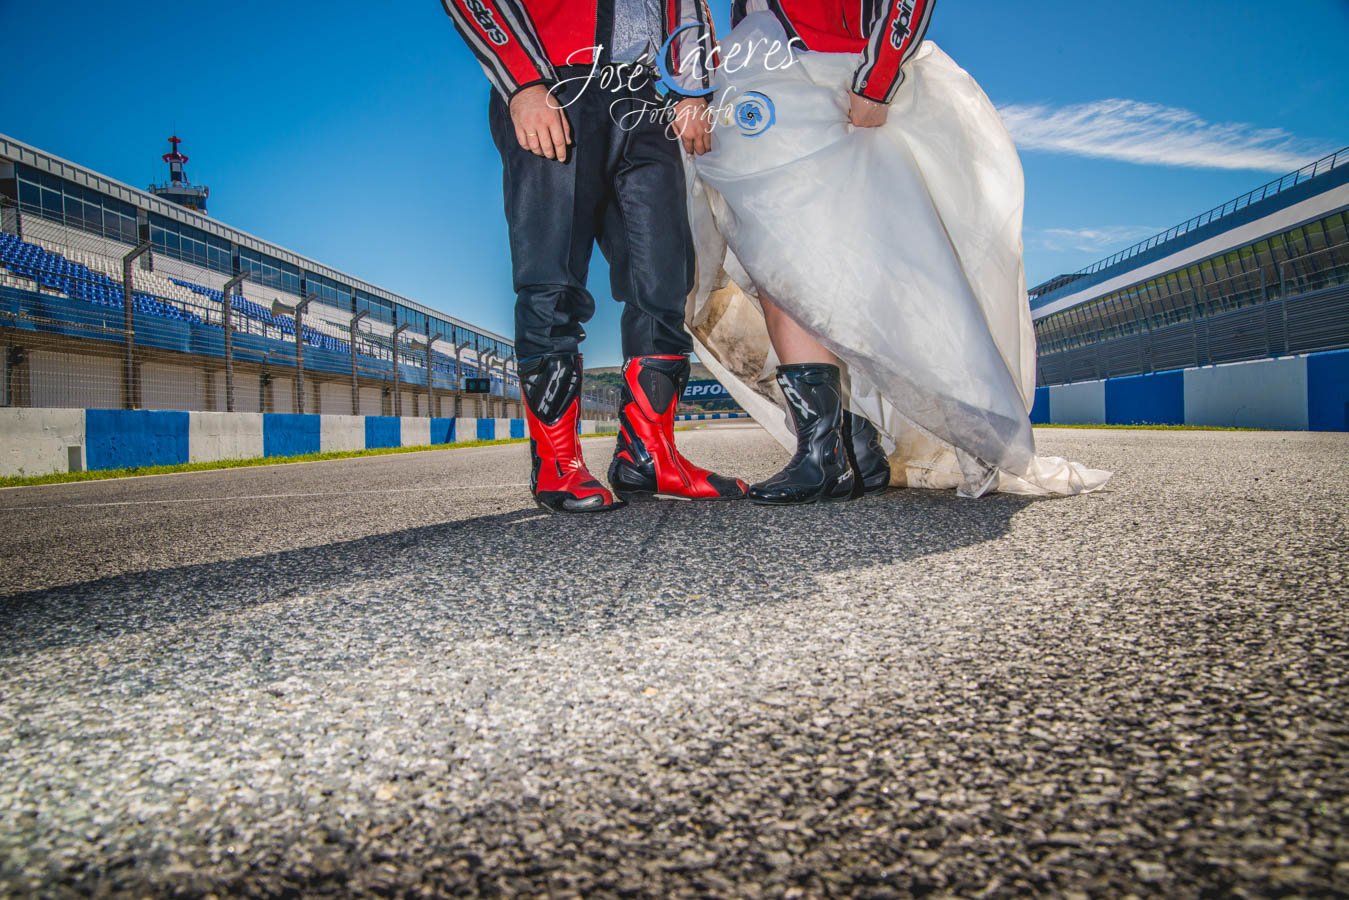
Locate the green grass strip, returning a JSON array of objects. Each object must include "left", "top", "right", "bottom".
[
  {"left": 8, "top": 421, "right": 1258, "bottom": 489},
  {"left": 1034, "top": 423, "right": 1264, "bottom": 432},
  {"left": 0, "top": 437, "right": 575, "bottom": 489}
]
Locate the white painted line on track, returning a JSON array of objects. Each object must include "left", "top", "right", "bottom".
[
  {"left": 0, "top": 439, "right": 558, "bottom": 494},
  {"left": 0, "top": 483, "right": 534, "bottom": 512}
]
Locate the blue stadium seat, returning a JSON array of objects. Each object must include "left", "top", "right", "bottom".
[
  {"left": 0, "top": 235, "right": 204, "bottom": 326},
  {"left": 0, "top": 236, "right": 385, "bottom": 357}
]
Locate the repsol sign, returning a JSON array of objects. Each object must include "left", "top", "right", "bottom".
[{"left": 682, "top": 379, "right": 730, "bottom": 400}]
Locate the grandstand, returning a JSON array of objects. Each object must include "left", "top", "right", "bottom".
[
  {"left": 1030, "top": 148, "right": 1349, "bottom": 386},
  {"left": 0, "top": 133, "right": 619, "bottom": 420},
  {"left": 6, "top": 129, "right": 1345, "bottom": 434}
]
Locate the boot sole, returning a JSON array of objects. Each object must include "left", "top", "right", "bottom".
[
  {"left": 534, "top": 498, "right": 625, "bottom": 514},
  {"left": 749, "top": 490, "right": 857, "bottom": 506},
  {"left": 615, "top": 491, "right": 743, "bottom": 503}
]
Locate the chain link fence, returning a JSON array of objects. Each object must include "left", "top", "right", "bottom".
[{"left": 0, "top": 199, "right": 621, "bottom": 421}]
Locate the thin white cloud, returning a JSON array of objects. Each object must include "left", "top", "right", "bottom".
[
  {"left": 1034, "top": 225, "right": 1162, "bottom": 254},
  {"left": 998, "top": 98, "right": 1333, "bottom": 173}
]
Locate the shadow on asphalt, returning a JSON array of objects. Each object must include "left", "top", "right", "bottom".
[{"left": 0, "top": 490, "right": 1036, "bottom": 658}]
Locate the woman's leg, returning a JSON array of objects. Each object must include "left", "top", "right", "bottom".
[
  {"left": 748, "top": 294, "right": 857, "bottom": 503},
  {"left": 761, "top": 295, "right": 838, "bottom": 366},
  {"left": 755, "top": 294, "right": 891, "bottom": 499}
]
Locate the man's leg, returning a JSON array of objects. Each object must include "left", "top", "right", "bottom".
[
  {"left": 757, "top": 293, "right": 890, "bottom": 498},
  {"left": 488, "top": 89, "right": 603, "bottom": 359},
  {"left": 489, "top": 86, "right": 619, "bottom": 512},
  {"left": 601, "top": 97, "right": 746, "bottom": 501},
  {"left": 597, "top": 104, "right": 696, "bottom": 359}
]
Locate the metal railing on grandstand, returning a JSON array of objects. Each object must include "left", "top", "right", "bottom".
[
  {"left": 0, "top": 199, "right": 620, "bottom": 420},
  {"left": 1065, "top": 149, "right": 1347, "bottom": 281},
  {"left": 1036, "top": 239, "right": 1349, "bottom": 385}
]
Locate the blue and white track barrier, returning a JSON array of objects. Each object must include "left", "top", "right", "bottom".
[
  {"left": 675, "top": 412, "right": 750, "bottom": 422},
  {"left": 1030, "top": 349, "right": 1349, "bottom": 430},
  {"left": 0, "top": 413, "right": 610, "bottom": 478}
]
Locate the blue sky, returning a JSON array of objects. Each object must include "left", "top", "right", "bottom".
[{"left": 1, "top": 0, "right": 1345, "bottom": 366}]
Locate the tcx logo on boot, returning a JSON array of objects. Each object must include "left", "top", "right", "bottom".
[{"left": 466, "top": 0, "right": 509, "bottom": 45}]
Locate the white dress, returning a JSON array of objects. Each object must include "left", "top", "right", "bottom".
[{"left": 686, "top": 13, "right": 1110, "bottom": 497}]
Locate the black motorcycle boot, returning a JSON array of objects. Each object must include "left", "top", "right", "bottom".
[
  {"left": 748, "top": 363, "right": 858, "bottom": 505},
  {"left": 845, "top": 411, "right": 891, "bottom": 495}
]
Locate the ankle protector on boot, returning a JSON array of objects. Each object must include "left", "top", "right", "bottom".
[{"left": 521, "top": 352, "right": 582, "bottom": 424}]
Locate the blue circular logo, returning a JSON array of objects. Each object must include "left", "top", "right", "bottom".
[{"left": 733, "top": 92, "right": 776, "bottom": 138}]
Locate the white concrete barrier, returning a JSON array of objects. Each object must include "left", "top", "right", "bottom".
[
  {"left": 6, "top": 346, "right": 1344, "bottom": 479},
  {"left": 400, "top": 417, "right": 431, "bottom": 447},
  {"left": 454, "top": 418, "right": 479, "bottom": 443},
  {"left": 319, "top": 414, "right": 366, "bottom": 453},
  {"left": 1048, "top": 380, "right": 1106, "bottom": 424},
  {"left": 0, "top": 407, "right": 86, "bottom": 477},
  {"left": 1184, "top": 357, "right": 1309, "bottom": 430},
  {"left": 188, "top": 411, "right": 263, "bottom": 463}
]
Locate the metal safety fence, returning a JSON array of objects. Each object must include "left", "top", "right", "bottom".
[
  {"left": 1068, "top": 148, "right": 1347, "bottom": 279},
  {"left": 0, "top": 199, "right": 621, "bottom": 420},
  {"left": 1036, "top": 239, "right": 1349, "bottom": 385}
]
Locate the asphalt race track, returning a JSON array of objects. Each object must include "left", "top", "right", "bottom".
[{"left": 1, "top": 423, "right": 1345, "bottom": 897}]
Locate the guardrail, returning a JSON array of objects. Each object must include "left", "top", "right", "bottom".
[
  {"left": 1053, "top": 147, "right": 1347, "bottom": 284},
  {"left": 0, "top": 209, "right": 628, "bottom": 419}
]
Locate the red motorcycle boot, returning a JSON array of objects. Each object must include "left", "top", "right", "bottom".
[
  {"left": 608, "top": 355, "right": 749, "bottom": 501},
  {"left": 520, "top": 353, "right": 621, "bottom": 514}
]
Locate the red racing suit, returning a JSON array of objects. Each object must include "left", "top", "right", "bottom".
[
  {"left": 733, "top": 0, "right": 936, "bottom": 103},
  {"left": 440, "top": 0, "right": 716, "bottom": 100}
]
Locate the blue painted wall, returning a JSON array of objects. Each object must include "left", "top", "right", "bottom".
[
  {"left": 509, "top": 419, "right": 525, "bottom": 439},
  {"left": 476, "top": 418, "right": 495, "bottom": 441},
  {"left": 1105, "top": 370, "right": 1185, "bottom": 425},
  {"left": 85, "top": 409, "right": 189, "bottom": 471},
  {"left": 1029, "top": 386, "right": 1051, "bottom": 424},
  {"left": 430, "top": 417, "right": 455, "bottom": 445},
  {"left": 262, "top": 413, "right": 321, "bottom": 457},
  {"left": 1307, "top": 348, "right": 1349, "bottom": 432},
  {"left": 364, "top": 416, "right": 400, "bottom": 449}
]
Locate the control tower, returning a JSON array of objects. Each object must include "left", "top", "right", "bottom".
[{"left": 148, "top": 135, "right": 209, "bottom": 212}]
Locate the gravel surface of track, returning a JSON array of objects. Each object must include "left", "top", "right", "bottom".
[{"left": 1, "top": 424, "right": 1345, "bottom": 897}]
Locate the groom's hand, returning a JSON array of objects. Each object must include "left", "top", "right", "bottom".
[
  {"left": 510, "top": 84, "right": 572, "bottom": 162},
  {"left": 672, "top": 97, "right": 713, "bottom": 156},
  {"left": 848, "top": 92, "right": 889, "bottom": 129}
]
